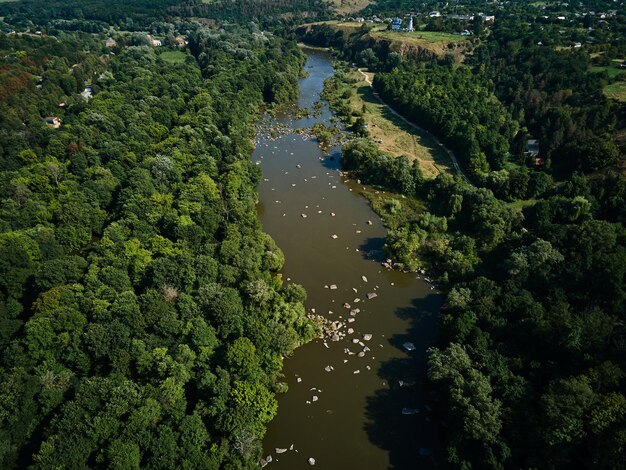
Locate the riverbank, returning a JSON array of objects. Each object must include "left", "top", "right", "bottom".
[
  {"left": 259, "top": 48, "right": 441, "bottom": 469},
  {"left": 321, "top": 59, "right": 469, "bottom": 181}
]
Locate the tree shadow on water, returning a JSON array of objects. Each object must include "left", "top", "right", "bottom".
[
  {"left": 364, "top": 294, "right": 442, "bottom": 469},
  {"left": 358, "top": 237, "right": 386, "bottom": 262}
]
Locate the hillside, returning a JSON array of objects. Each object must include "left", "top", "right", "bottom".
[{"left": 298, "top": 21, "right": 470, "bottom": 59}]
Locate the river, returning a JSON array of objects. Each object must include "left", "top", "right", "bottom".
[{"left": 256, "top": 49, "right": 442, "bottom": 469}]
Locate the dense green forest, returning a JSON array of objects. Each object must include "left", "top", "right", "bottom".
[
  {"left": 0, "top": 0, "right": 625, "bottom": 468},
  {"left": 0, "top": 23, "right": 315, "bottom": 468},
  {"left": 0, "top": 0, "right": 331, "bottom": 31}
]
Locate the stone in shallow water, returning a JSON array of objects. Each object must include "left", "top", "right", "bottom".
[{"left": 308, "top": 457, "right": 316, "bottom": 465}]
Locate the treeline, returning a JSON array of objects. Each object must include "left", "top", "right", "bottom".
[
  {"left": 374, "top": 63, "right": 517, "bottom": 177},
  {"left": 341, "top": 137, "right": 626, "bottom": 468},
  {"left": 177, "top": 0, "right": 331, "bottom": 24},
  {"left": 0, "top": 28, "right": 315, "bottom": 468},
  {"left": 0, "top": 0, "right": 331, "bottom": 32},
  {"left": 0, "top": 0, "right": 177, "bottom": 30}
]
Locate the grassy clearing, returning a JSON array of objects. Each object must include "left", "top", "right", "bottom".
[
  {"left": 160, "top": 50, "right": 187, "bottom": 64},
  {"left": 368, "top": 29, "right": 466, "bottom": 58},
  {"left": 508, "top": 198, "right": 537, "bottom": 212},
  {"left": 330, "top": 0, "right": 371, "bottom": 14},
  {"left": 604, "top": 81, "right": 626, "bottom": 101},
  {"left": 371, "top": 30, "right": 460, "bottom": 44},
  {"left": 343, "top": 68, "right": 452, "bottom": 179}
]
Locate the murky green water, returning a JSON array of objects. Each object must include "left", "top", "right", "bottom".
[{"left": 257, "top": 49, "right": 441, "bottom": 469}]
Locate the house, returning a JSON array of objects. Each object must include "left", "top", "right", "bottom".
[
  {"left": 525, "top": 139, "right": 540, "bottom": 157},
  {"left": 429, "top": 11, "right": 441, "bottom": 18},
  {"left": 44, "top": 116, "right": 61, "bottom": 128},
  {"left": 146, "top": 35, "right": 162, "bottom": 47},
  {"left": 175, "top": 36, "right": 187, "bottom": 48},
  {"left": 391, "top": 18, "right": 403, "bottom": 30},
  {"left": 81, "top": 85, "right": 93, "bottom": 100},
  {"left": 105, "top": 37, "right": 117, "bottom": 48},
  {"left": 525, "top": 138, "right": 543, "bottom": 165},
  {"left": 481, "top": 14, "right": 495, "bottom": 23}
]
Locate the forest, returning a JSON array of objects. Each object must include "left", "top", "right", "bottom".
[
  {"left": 0, "top": 21, "right": 315, "bottom": 468},
  {"left": 0, "top": 0, "right": 624, "bottom": 468}
]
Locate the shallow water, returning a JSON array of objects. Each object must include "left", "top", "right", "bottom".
[{"left": 257, "top": 49, "right": 442, "bottom": 469}]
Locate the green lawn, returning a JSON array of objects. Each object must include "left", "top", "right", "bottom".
[
  {"left": 160, "top": 50, "right": 187, "bottom": 64},
  {"left": 508, "top": 198, "right": 537, "bottom": 211},
  {"left": 604, "top": 81, "right": 626, "bottom": 102}
]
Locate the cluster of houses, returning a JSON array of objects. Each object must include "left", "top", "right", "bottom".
[
  {"left": 349, "top": 12, "right": 495, "bottom": 35},
  {"left": 40, "top": 31, "right": 189, "bottom": 130}
]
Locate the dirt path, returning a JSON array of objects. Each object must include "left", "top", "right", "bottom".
[{"left": 357, "top": 68, "right": 470, "bottom": 182}]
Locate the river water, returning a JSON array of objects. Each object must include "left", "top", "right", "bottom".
[{"left": 257, "top": 49, "right": 442, "bottom": 469}]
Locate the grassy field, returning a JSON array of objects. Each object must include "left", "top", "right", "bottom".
[
  {"left": 159, "top": 50, "right": 187, "bottom": 64},
  {"left": 330, "top": 0, "right": 371, "bottom": 14},
  {"left": 370, "top": 30, "right": 460, "bottom": 45},
  {"left": 604, "top": 81, "right": 626, "bottom": 101},
  {"left": 344, "top": 68, "right": 452, "bottom": 179}
]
